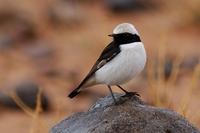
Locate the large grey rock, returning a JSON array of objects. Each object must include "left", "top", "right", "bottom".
[{"left": 51, "top": 93, "right": 200, "bottom": 133}]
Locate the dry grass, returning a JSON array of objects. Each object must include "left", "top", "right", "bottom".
[
  {"left": 146, "top": 33, "right": 200, "bottom": 124},
  {"left": 9, "top": 89, "right": 49, "bottom": 133}
]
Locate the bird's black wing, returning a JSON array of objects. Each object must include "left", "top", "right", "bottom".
[
  {"left": 68, "top": 41, "right": 120, "bottom": 98},
  {"left": 89, "top": 41, "right": 120, "bottom": 76}
]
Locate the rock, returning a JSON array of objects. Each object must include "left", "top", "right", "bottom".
[
  {"left": 164, "top": 58, "right": 174, "bottom": 80},
  {"left": 0, "top": 81, "right": 49, "bottom": 111},
  {"left": 51, "top": 94, "right": 200, "bottom": 133},
  {"left": 0, "top": 9, "right": 37, "bottom": 43},
  {"left": 105, "top": 0, "right": 157, "bottom": 13},
  {"left": 142, "top": 57, "right": 175, "bottom": 80},
  {"left": 181, "top": 56, "right": 199, "bottom": 71},
  {"left": 47, "top": 0, "right": 84, "bottom": 27},
  {"left": 0, "top": 35, "right": 14, "bottom": 50},
  {"left": 24, "top": 41, "right": 54, "bottom": 59},
  {"left": 41, "top": 67, "right": 60, "bottom": 78},
  {"left": 0, "top": 9, "right": 19, "bottom": 26}
]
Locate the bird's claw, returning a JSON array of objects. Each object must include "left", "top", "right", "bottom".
[{"left": 122, "top": 91, "right": 140, "bottom": 97}]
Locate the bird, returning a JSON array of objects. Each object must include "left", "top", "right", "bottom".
[{"left": 68, "top": 23, "right": 146, "bottom": 103}]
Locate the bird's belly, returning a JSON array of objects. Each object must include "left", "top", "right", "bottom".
[{"left": 95, "top": 43, "right": 146, "bottom": 85}]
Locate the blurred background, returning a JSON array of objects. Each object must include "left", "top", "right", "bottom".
[{"left": 0, "top": 0, "right": 200, "bottom": 132}]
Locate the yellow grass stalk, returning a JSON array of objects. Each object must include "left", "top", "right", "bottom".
[{"left": 178, "top": 63, "right": 200, "bottom": 116}]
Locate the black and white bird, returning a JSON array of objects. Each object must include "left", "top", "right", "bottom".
[{"left": 68, "top": 23, "right": 146, "bottom": 102}]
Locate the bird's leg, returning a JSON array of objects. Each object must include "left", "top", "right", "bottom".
[
  {"left": 117, "top": 85, "right": 140, "bottom": 97},
  {"left": 117, "top": 85, "right": 129, "bottom": 93},
  {"left": 108, "top": 85, "right": 117, "bottom": 104}
]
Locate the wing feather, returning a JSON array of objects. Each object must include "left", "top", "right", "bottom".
[
  {"left": 68, "top": 41, "right": 120, "bottom": 98},
  {"left": 79, "top": 42, "right": 120, "bottom": 87}
]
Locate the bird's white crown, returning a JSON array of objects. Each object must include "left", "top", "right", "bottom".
[{"left": 113, "top": 23, "right": 139, "bottom": 35}]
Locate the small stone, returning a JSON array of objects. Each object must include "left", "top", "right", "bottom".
[
  {"left": 47, "top": 0, "right": 84, "bottom": 27},
  {"left": 24, "top": 41, "right": 54, "bottom": 59},
  {"left": 164, "top": 58, "right": 173, "bottom": 80},
  {"left": 105, "top": 0, "right": 156, "bottom": 13},
  {"left": 0, "top": 35, "right": 14, "bottom": 50},
  {"left": 181, "top": 56, "right": 199, "bottom": 70},
  {"left": 0, "top": 81, "right": 50, "bottom": 111},
  {"left": 0, "top": 9, "right": 37, "bottom": 43}
]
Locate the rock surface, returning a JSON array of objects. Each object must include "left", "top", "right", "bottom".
[{"left": 51, "top": 93, "right": 200, "bottom": 133}]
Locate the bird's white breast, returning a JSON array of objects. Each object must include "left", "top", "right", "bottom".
[{"left": 95, "top": 42, "right": 146, "bottom": 85}]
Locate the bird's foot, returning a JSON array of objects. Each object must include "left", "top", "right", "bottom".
[{"left": 122, "top": 91, "right": 140, "bottom": 98}]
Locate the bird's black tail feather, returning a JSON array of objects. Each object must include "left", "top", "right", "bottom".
[
  {"left": 68, "top": 81, "right": 84, "bottom": 98},
  {"left": 68, "top": 89, "right": 81, "bottom": 98},
  {"left": 68, "top": 73, "right": 92, "bottom": 98}
]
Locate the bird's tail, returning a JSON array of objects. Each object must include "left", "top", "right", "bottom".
[
  {"left": 68, "top": 80, "right": 85, "bottom": 98},
  {"left": 68, "top": 74, "right": 95, "bottom": 98},
  {"left": 68, "top": 86, "right": 81, "bottom": 98},
  {"left": 68, "top": 78, "right": 86, "bottom": 98}
]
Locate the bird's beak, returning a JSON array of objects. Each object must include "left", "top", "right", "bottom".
[{"left": 108, "top": 34, "right": 115, "bottom": 37}]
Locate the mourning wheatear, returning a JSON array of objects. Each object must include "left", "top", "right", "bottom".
[{"left": 68, "top": 23, "right": 146, "bottom": 103}]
